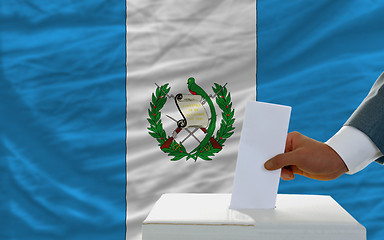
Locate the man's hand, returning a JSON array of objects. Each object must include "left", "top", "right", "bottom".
[{"left": 264, "top": 132, "right": 348, "bottom": 181}]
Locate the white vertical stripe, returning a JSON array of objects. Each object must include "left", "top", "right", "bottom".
[{"left": 127, "top": 1, "right": 256, "bottom": 239}]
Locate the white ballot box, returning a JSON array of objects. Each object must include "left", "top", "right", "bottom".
[{"left": 142, "top": 193, "right": 366, "bottom": 240}]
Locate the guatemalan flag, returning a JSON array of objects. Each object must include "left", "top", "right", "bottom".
[{"left": 1, "top": 1, "right": 384, "bottom": 240}]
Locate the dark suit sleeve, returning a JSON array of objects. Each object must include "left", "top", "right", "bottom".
[{"left": 345, "top": 72, "right": 384, "bottom": 164}]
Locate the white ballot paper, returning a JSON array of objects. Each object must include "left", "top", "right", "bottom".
[{"left": 230, "top": 101, "right": 291, "bottom": 209}]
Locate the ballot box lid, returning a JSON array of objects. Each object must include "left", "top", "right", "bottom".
[{"left": 143, "top": 193, "right": 365, "bottom": 239}]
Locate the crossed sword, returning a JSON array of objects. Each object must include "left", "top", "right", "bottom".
[
  {"left": 166, "top": 114, "right": 208, "bottom": 144},
  {"left": 156, "top": 83, "right": 227, "bottom": 150}
]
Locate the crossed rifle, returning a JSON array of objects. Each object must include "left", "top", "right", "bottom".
[{"left": 156, "top": 83, "right": 226, "bottom": 150}]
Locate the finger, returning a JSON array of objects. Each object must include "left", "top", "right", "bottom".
[
  {"left": 284, "top": 132, "right": 302, "bottom": 153},
  {"left": 264, "top": 151, "right": 300, "bottom": 170},
  {"left": 290, "top": 165, "right": 305, "bottom": 176},
  {"left": 281, "top": 167, "right": 295, "bottom": 180},
  {"left": 284, "top": 134, "right": 292, "bottom": 153},
  {"left": 289, "top": 166, "right": 330, "bottom": 181},
  {"left": 284, "top": 132, "right": 297, "bottom": 153}
]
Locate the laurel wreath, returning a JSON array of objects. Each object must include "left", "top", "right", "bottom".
[{"left": 147, "top": 83, "right": 235, "bottom": 161}]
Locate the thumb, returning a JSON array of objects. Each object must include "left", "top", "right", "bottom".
[{"left": 264, "top": 151, "right": 300, "bottom": 170}]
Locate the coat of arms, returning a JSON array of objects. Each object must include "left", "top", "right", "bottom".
[{"left": 147, "top": 77, "right": 235, "bottom": 161}]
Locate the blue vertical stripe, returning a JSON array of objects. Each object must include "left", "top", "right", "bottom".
[
  {"left": 0, "top": 1, "right": 126, "bottom": 239},
  {"left": 257, "top": 1, "right": 384, "bottom": 239}
]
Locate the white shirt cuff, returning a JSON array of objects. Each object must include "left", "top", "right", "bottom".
[{"left": 325, "top": 126, "right": 383, "bottom": 174}]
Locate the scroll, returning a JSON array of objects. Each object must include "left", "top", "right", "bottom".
[{"left": 175, "top": 94, "right": 209, "bottom": 128}]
